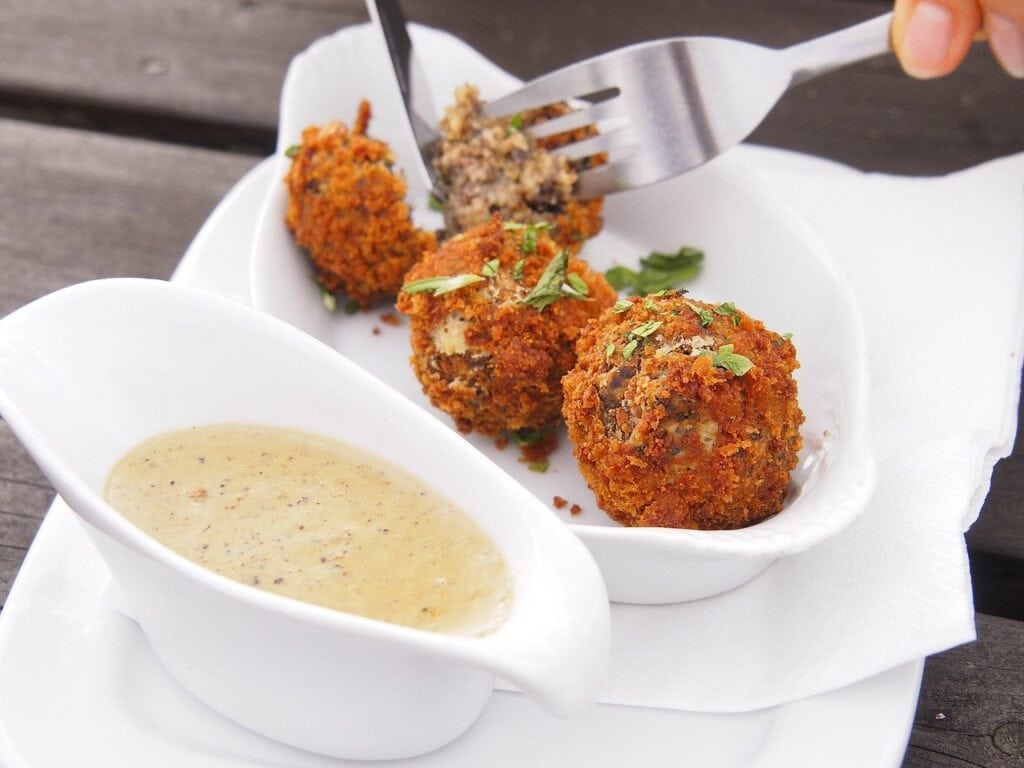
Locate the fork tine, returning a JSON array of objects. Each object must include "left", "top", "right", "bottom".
[
  {"left": 575, "top": 160, "right": 637, "bottom": 199},
  {"left": 525, "top": 99, "right": 624, "bottom": 140},
  {"left": 550, "top": 127, "right": 637, "bottom": 162},
  {"left": 481, "top": 57, "right": 616, "bottom": 119}
]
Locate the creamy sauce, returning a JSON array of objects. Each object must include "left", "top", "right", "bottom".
[{"left": 104, "top": 424, "right": 513, "bottom": 635}]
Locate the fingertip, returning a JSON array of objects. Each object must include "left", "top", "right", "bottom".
[
  {"left": 985, "top": 11, "right": 1024, "bottom": 77},
  {"left": 892, "top": 0, "right": 980, "bottom": 78}
]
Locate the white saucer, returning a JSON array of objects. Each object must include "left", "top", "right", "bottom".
[{"left": 0, "top": 157, "right": 922, "bottom": 768}]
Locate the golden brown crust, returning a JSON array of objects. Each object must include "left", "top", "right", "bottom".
[
  {"left": 396, "top": 217, "right": 616, "bottom": 435},
  {"left": 561, "top": 293, "right": 804, "bottom": 530},
  {"left": 284, "top": 102, "right": 436, "bottom": 309}
]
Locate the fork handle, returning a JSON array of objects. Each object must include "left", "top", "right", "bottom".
[{"left": 784, "top": 12, "right": 893, "bottom": 86}]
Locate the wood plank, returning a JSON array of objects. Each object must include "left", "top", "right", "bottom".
[
  {"left": 0, "top": 117, "right": 258, "bottom": 316},
  {"left": 0, "top": 0, "right": 1021, "bottom": 173},
  {"left": 905, "top": 613, "right": 1024, "bottom": 767}
]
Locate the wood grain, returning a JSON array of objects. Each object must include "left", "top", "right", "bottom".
[
  {"left": 905, "top": 614, "right": 1024, "bottom": 768},
  {"left": 0, "top": 0, "right": 1021, "bottom": 171}
]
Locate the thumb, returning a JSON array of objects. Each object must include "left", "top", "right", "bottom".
[
  {"left": 980, "top": 0, "right": 1024, "bottom": 77},
  {"left": 892, "top": 0, "right": 982, "bottom": 78}
]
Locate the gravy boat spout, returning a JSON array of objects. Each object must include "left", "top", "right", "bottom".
[{"left": 0, "top": 278, "right": 610, "bottom": 760}]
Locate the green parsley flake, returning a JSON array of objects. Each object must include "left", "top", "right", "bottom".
[
  {"left": 508, "top": 113, "right": 525, "bottom": 132},
  {"left": 714, "top": 302, "right": 741, "bottom": 326},
  {"left": 481, "top": 258, "right": 500, "bottom": 278},
  {"left": 629, "top": 320, "right": 663, "bottom": 339},
  {"left": 344, "top": 298, "right": 361, "bottom": 315},
  {"left": 605, "top": 246, "right": 704, "bottom": 295},
  {"left": 513, "top": 258, "right": 526, "bottom": 281},
  {"left": 622, "top": 339, "right": 639, "bottom": 360},
  {"left": 321, "top": 288, "right": 337, "bottom": 313},
  {"left": 428, "top": 193, "right": 443, "bottom": 211},
  {"left": 402, "top": 273, "right": 486, "bottom": 296},
  {"left": 613, "top": 299, "right": 633, "bottom": 313},
  {"left": 782, "top": 332, "right": 793, "bottom": 341},
  {"left": 512, "top": 428, "right": 546, "bottom": 447},
  {"left": 520, "top": 249, "right": 569, "bottom": 311},
  {"left": 284, "top": 144, "right": 301, "bottom": 158},
  {"left": 528, "top": 459, "right": 549, "bottom": 473},
  {"left": 503, "top": 221, "right": 552, "bottom": 254},
  {"left": 686, "top": 302, "right": 715, "bottom": 328},
  {"left": 566, "top": 273, "right": 589, "bottom": 296},
  {"left": 605, "top": 342, "right": 616, "bottom": 358},
  {"left": 710, "top": 344, "right": 754, "bottom": 376}
]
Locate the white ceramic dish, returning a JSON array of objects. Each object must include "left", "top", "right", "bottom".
[
  {"left": 0, "top": 158, "right": 923, "bottom": 767},
  {"left": 0, "top": 278, "right": 609, "bottom": 760},
  {"left": 250, "top": 24, "right": 875, "bottom": 603}
]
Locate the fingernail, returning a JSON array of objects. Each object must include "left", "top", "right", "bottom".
[
  {"left": 986, "top": 12, "right": 1024, "bottom": 78},
  {"left": 901, "top": 1, "right": 955, "bottom": 78}
]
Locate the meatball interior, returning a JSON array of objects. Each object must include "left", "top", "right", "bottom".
[
  {"left": 562, "top": 293, "right": 804, "bottom": 530},
  {"left": 434, "top": 85, "right": 603, "bottom": 250}
]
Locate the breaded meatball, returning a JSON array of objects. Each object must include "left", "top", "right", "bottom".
[
  {"left": 396, "top": 217, "right": 616, "bottom": 436},
  {"left": 562, "top": 293, "right": 804, "bottom": 529},
  {"left": 434, "top": 85, "right": 603, "bottom": 250},
  {"left": 284, "top": 101, "right": 436, "bottom": 309}
]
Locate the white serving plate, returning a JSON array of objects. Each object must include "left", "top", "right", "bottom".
[
  {"left": 0, "top": 158, "right": 921, "bottom": 768},
  {"left": 250, "top": 24, "right": 875, "bottom": 603}
]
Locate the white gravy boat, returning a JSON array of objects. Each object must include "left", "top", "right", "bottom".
[{"left": 0, "top": 278, "right": 610, "bottom": 760}]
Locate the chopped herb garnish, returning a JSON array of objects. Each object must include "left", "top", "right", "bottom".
[
  {"left": 643, "top": 299, "right": 662, "bottom": 313},
  {"left": 566, "top": 273, "right": 589, "bottom": 296},
  {"left": 481, "top": 258, "right": 500, "bottom": 278},
  {"left": 686, "top": 302, "right": 715, "bottom": 328},
  {"left": 528, "top": 459, "right": 549, "bottom": 473},
  {"left": 513, "top": 258, "right": 526, "bottom": 281},
  {"left": 613, "top": 299, "right": 633, "bottom": 313},
  {"left": 714, "top": 302, "right": 741, "bottom": 326},
  {"left": 622, "top": 339, "right": 639, "bottom": 360},
  {"left": 503, "top": 221, "right": 552, "bottom": 254},
  {"left": 402, "top": 273, "right": 486, "bottom": 296},
  {"left": 605, "top": 342, "right": 616, "bottom": 358},
  {"left": 512, "top": 428, "right": 546, "bottom": 447},
  {"left": 522, "top": 227, "right": 541, "bottom": 254},
  {"left": 520, "top": 249, "right": 569, "bottom": 311},
  {"left": 344, "top": 298, "right": 361, "bottom": 315},
  {"left": 428, "top": 192, "right": 443, "bottom": 211},
  {"left": 709, "top": 344, "right": 754, "bottom": 376},
  {"left": 605, "top": 246, "right": 704, "bottom": 295},
  {"left": 782, "top": 332, "right": 793, "bottom": 341},
  {"left": 284, "top": 144, "right": 301, "bottom": 158},
  {"left": 629, "top": 320, "right": 663, "bottom": 339},
  {"left": 508, "top": 112, "right": 525, "bottom": 132},
  {"left": 321, "top": 288, "right": 337, "bottom": 313}
]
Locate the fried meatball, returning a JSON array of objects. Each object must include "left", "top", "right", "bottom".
[
  {"left": 396, "top": 217, "right": 616, "bottom": 436},
  {"left": 562, "top": 293, "right": 804, "bottom": 529},
  {"left": 284, "top": 101, "right": 436, "bottom": 309},
  {"left": 434, "top": 85, "right": 603, "bottom": 250}
]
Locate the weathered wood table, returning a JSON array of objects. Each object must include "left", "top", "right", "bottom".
[{"left": 1, "top": 1, "right": 1022, "bottom": 765}]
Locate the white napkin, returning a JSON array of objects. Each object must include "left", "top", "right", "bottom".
[{"left": 578, "top": 147, "right": 1024, "bottom": 712}]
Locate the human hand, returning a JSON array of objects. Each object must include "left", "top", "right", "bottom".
[{"left": 892, "top": 0, "right": 1024, "bottom": 77}]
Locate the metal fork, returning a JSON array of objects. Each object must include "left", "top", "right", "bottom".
[{"left": 483, "top": 14, "right": 894, "bottom": 198}]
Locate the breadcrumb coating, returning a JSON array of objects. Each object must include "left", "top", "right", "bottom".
[
  {"left": 284, "top": 101, "right": 436, "bottom": 309},
  {"left": 397, "top": 217, "right": 616, "bottom": 435},
  {"left": 562, "top": 293, "right": 804, "bottom": 529}
]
